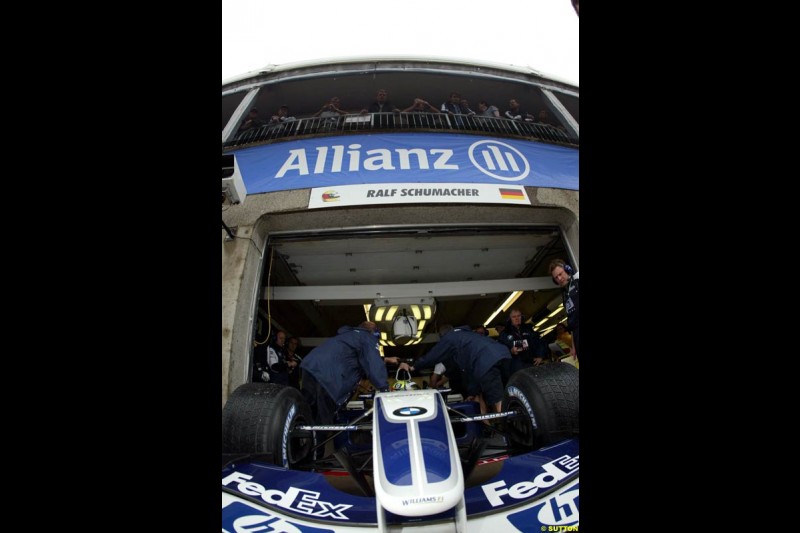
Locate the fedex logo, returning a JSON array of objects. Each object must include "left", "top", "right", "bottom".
[
  {"left": 482, "top": 454, "right": 579, "bottom": 507},
  {"left": 223, "top": 472, "right": 352, "bottom": 520}
]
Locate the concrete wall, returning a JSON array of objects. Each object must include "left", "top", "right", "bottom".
[
  {"left": 221, "top": 224, "right": 266, "bottom": 407},
  {"left": 534, "top": 187, "right": 579, "bottom": 266}
]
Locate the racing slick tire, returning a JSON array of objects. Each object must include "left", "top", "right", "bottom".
[
  {"left": 222, "top": 382, "right": 314, "bottom": 468},
  {"left": 503, "top": 362, "right": 579, "bottom": 448}
]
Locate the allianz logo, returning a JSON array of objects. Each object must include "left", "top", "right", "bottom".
[{"left": 275, "top": 140, "right": 529, "bottom": 181}]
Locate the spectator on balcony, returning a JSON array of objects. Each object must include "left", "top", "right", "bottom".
[
  {"left": 269, "top": 105, "right": 296, "bottom": 125},
  {"left": 440, "top": 92, "right": 465, "bottom": 115},
  {"left": 441, "top": 92, "right": 467, "bottom": 127},
  {"left": 313, "top": 96, "right": 348, "bottom": 131},
  {"left": 237, "top": 108, "right": 265, "bottom": 138},
  {"left": 360, "top": 89, "right": 400, "bottom": 115},
  {"left": 313, "top": 96, "right": 348, "bottom": 118},
  {"left": 361, "top": 89, "right": 400, "bottom": 128},
  {"left": 402, "top": 98, "right": 440, "bottom": 113},
  {"left": 475, "top": 100, "right": 500, "bottom": 132},
  {"left": 504, "top": 99, "right": 535, "bottom": 122},
  {"left": 459, "top": 99, "right": 476, "bottom": 116},
  {"left": 535, "top": 109, "right": 568, "bottom": 138},
  {"left": 266, "top": 105, "right": 296, "bottom": 136},
  {"left": 402, "top": 98, "right": 441, "bottom": 128},
  {"left": 459, "top": 98, "right": 477, "bottom": 129},
  {"left": 536, "top": 109, "right": 562, "bottom": 128},
  {"left": 477, "top": 101, "right": 500, "bottom": 118}
]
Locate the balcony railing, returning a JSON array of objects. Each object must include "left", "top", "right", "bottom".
[{"left": 223, "top": 112, "right": 578, "bottom": 150}]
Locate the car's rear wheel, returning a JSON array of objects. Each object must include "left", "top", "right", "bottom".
[
  {"left": 503, "top": 362, "right": 579, "bottom": 448},
  {"left": 222, "top": 383, "right": 314, "bottom": 467}
]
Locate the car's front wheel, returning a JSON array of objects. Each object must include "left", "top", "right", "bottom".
[
  {"left": 222, "top": 383, "right": 313, "bottom": 468},
  {"left": 503, "top": 362, "right": 579, "bottom": 448}
]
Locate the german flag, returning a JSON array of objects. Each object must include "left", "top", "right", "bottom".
[{"left": 499, "top": 188, "right": 525, "bottom": 200}]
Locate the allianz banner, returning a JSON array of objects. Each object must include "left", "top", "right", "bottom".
[{"left": 233, "top": 133, "right": 578, "bottom": 194}]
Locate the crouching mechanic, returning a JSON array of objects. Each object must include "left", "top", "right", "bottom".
[
  {"left": 300, "top": 321, "right": 392, "bottom": 426},
  {"left": 398, "top": 324, "right": 511, "bottom": 413}
]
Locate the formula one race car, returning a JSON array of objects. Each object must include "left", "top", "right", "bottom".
[{"left": 222, "top": 363, "right": 579, "bottom": 532}]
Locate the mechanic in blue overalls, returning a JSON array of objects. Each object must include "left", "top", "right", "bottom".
[
  {"left": 399, "top": 325, "right": 511, "bottom": 414},
  {"left": 300, "top": 321, "right": 394, "bottom": 426}
]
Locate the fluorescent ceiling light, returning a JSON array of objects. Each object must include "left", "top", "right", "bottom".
[
  {"left": 484, "top": 290, "right": 523, "bottom": 326},
  {"left": 502, "top": 291, "right": 524, "bottom": 312},
  {"left": 535, "top": 324, "right": 556, "bottom": 334}
]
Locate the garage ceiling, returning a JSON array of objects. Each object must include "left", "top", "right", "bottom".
[{"left": 259, "top": 225, "right": 570, "bottom": 359}]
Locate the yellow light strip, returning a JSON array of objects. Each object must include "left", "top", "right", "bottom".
[
  {"left": 538, "top": 325, "right": 556, "bottom": 336},
  {"left": 484, "top": 291, "right": 523, "bottom": 327},
  {"left": 501, "top": 291, "right": 524, "bottom": 312}
]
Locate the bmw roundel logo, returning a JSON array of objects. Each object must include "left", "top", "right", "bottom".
[{"left": 393, "top": 406, "right": 428, "bottom": 417}]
